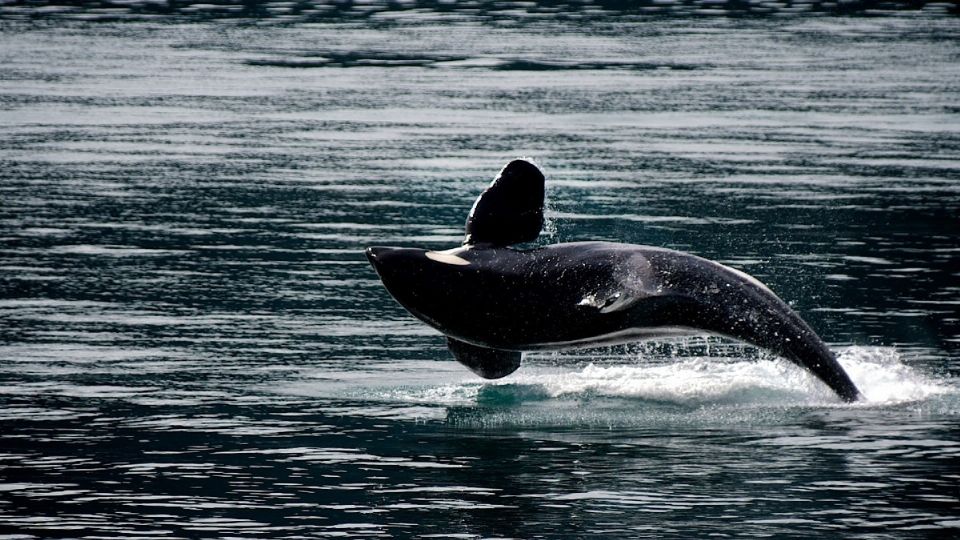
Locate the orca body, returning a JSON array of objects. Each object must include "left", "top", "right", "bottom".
[{"left": 366, "top": 160, "right": 861, "bottom": 402}]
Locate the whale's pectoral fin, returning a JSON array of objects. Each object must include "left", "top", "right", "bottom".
[
  {"left": 578, "top": 288, "right": 648, "bottom": 314},
  {"left": 463, "top": 159, "right": 545, "bottom": 247},
  {"left": 446, "top": 337, "right": 522, "bottom": 379},
  {"left": 598, "top": 290, "right": 645, "bottom": 314}
]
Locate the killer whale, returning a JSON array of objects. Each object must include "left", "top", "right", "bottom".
[{"left": 366, "top": 160, "right": 861, "bottom": 402}]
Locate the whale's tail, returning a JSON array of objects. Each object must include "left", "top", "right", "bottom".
[
  {"left": 713, "top": 303, "right": 861, "bottom": 402},
  {"left": 655, "top": 255, "right": 862, "bottom": 402},
  {"left": 778, "top": 326, "right": 861, "bottom": 402}
]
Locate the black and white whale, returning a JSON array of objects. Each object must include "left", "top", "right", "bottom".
[{"left": 366, "top": 160, "right": 861, "bottom": 402}]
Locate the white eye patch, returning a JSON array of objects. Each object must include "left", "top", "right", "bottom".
[{"left": 425, "top": 251, "right": 470, "bottom": 266}]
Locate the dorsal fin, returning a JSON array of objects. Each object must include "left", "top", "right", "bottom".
[{"left": 463, "top": 159, "right": 545, "bottom": 246}]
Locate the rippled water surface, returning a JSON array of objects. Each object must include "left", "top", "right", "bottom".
[{"left": 1, "top": 3, "right": 959, "bottom": 538}]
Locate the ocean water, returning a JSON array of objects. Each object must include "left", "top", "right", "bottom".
[{"left": 1, "top": 2, "right": 959, "bottom": 538}]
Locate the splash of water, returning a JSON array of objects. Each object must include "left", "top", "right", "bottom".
[
  {"left": 382, "top": 346, "right": 953, "bottom": 410},
  {"left": 505, "top": 346, "right": 949, "bottom": 407}
]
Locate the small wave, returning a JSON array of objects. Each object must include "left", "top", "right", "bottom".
[
  {"left": 50, "top": 244, "right": 188, "bottom": 257},
  {"left": 482, "top": 60, "right": 699, "bottom": 72},
  {"left": 246, "top": 53, "right": 700, "bottom": 72},
  {"left": 246, "top": 52, "right": 464, "bottom": 69}
]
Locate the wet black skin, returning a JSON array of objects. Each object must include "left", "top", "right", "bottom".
[{"left": 366, "top": 242, "right": 862, "bottom": 402}]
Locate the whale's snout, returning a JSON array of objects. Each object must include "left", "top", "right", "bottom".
[
  {"left": 365, "top": 246, "right": 387, "bottom": 264},
  {"left": 365, "top": 246, "right": 429, "bottom": 285},
  {"left": 365, "top": 246, "right": 403, "bottom": 273},
  {"left": 365, "top": 245, "right": 443, "bottom": 328},
  {"left": 366, "top": 246, "right": 398, "bottom": 261}
]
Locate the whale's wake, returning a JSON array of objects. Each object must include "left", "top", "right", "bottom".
[
  {"left": 484, "top": 346, "right": 949, "bottom": 407},
  {"left": 277, "top": 345, "right": 955, "bottom": 426}
]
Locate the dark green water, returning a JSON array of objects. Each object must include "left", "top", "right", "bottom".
[{"left": 1, "top": 2, "right": 959, "bottom": 538}]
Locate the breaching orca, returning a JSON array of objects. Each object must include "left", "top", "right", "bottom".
[{"left": 366, "top": 160, "right": 861, "bottom": 402}]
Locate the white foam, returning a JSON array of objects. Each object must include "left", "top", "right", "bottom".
[
  {"left": 375, "top": 346, "right": 953, "bottom": 409},
  {"left": 495, "top": 346, "right": 951, "bottom": 407},
  {"left": 269, "top": 347, "right": 953, "bottom": 426},
  {"left": 837, "top": 346, "right": 951, "bottom": 405},
  {"left": 502, "top": 359, "right": 816, "bottom": 406}
]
